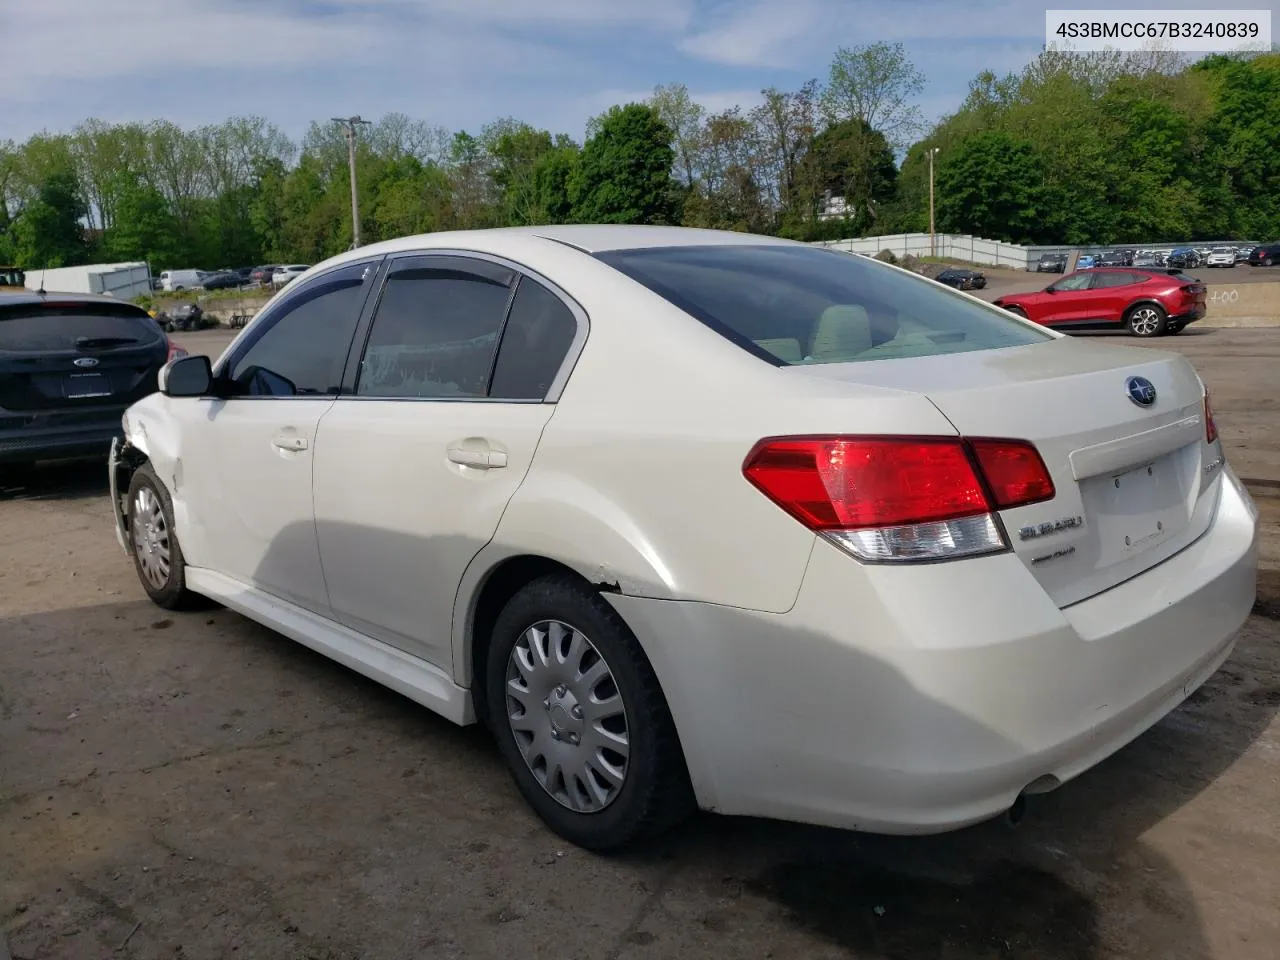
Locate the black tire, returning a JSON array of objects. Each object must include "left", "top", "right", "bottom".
[
  {"left": 126, "top": 463, "right": 200, "bottom": 609},
  {"left": 1264, "top": 256, "right": 1274, "bottom": 267},
  {"left": 485, "top": 574, "right": 693, "bottom": 852},
  {"left": 1003, "top": 305, "right": 1028, "bottom": 319},
  {"left": 1167, "top": 323, "right": 1184, "bottom": 335},
  {"left": 1126, "top": 303, "right": 1168, "bottom": 338}
]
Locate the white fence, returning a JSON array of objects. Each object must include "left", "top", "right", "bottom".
[
  {"left": 815, "top": 233, "right": 1035, "bottom": 269},
  {"left": 815, "top": 233, "right": 1263, "bottom": 271}
]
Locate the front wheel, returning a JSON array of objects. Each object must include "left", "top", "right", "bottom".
[
  {"left": 1126, "top": 304, "right": 1168, "bottom": 338},
  {"left": 485, "top": 575, "right": 693, "bottom": 851},
  {"left": 126, "top": 463, "right": 200, "bottom": 609}
]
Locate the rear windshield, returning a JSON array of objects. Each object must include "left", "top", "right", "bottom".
[
  {"left": 597, "top": 244, "right": 1051, "bottom": 365},
  {"left": 0, "top": 303, "right": 163, "bottom": 352}
]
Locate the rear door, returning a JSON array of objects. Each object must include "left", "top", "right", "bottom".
[
  {"left": 0, "top": 299, "right": 167, "bottom": 425},
  {"left": 1088, "top": 270, "right": 1142, "bottom": 323},
  {"left": 312, "top": 254, "right": 583, "bottom": 670}
]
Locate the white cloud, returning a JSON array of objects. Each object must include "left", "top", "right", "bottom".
[{"left": 679, "top": 0, "right": 825, "bottom": 67}]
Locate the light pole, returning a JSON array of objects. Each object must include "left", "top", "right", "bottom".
[
  {"left": 332, "top": 115, "right": 371, "bottom": 248},
  {"left": 927, "top": 146, "right": 940, "bottom": 259}
]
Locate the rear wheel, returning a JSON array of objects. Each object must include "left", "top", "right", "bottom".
[
  {"left": 1126, "top": 303, "right": 1168, "bottom": 338},
  {"left": 1264, "top": 256, "right": 1274, "bottom": 267},
  {"left": 127, "top": 463, "right": 199, "bottom": 609},
  {"left": 485, "top": 574, "right": 693, "bottom": 851}
]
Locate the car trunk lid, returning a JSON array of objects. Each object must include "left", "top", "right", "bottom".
[{"left": 787, "top": 338, "right": 1218, "bottom": 607}]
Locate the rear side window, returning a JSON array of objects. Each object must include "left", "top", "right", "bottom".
[
  {"left": 356, "top": 264, "right": 513, "bottom": 399},
  {"left": 1092, "top": 271, "right": 1134, "bottom": 288},
  {"left": 0, "top": 303, "right": 162, "bottom": 352},
  {"left": 596, "top": 245, "right": 1050, "bottom": 366},
  {"left": 489, "top": 279, "right": 578, "bottom": 400}
]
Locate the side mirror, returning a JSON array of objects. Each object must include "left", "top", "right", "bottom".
[
  {"left": 159, "top": 355, "right": 213, "bottom": 397},
  {"left": 1044, "top": 285, "right": 1057, "bottom": 294}
]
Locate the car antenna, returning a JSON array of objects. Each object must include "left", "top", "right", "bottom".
[{"left": 37, "top": 266, "right": 47, "bottom": 296}]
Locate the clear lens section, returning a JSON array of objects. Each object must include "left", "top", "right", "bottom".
[{"left": 825, "top": 513, "right": 1006, "bottom": 563}]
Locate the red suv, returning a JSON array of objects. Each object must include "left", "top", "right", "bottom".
[{"left": 992, "top": 268, "right": 1207, "bottom": 337}]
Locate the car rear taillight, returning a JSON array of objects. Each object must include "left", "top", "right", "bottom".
[
  {"left": 1204, "top": 391, "right": 1218, "bottom": 444},
  {"left": 743, "top": 436, "right": 1054, "bottom": 562},
  {"left": 969, "top": 438, "right": 1056, "bottom": 508},
  {"left": 166, "top": 338, "right": 188, "bottom": 362}
]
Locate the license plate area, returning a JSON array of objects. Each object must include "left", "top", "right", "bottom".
[
  {"left": 63, "top": 372, "right": 113, "bottom": 399},
  {"left": 1084, "top": 451, "right": 1191, "bottom": 563}
]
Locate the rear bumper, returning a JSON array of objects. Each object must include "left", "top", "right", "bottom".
[
  {"left": 1171, "top": 304, "right": 1206, "bottom": 325},
  {"left": 609, "top": 467, "right": 1258, "bottom": 834},
  {"left": 0, "top": 424, "right": 122, "bottom": 465}
]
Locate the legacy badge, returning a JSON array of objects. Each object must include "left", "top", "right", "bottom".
[{"left": 1018, "top": 515, "right": 1084, "bottom": 541}]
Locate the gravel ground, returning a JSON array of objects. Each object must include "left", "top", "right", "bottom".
[{"left": 1, "top": 329, "right": 1277, "bottom": 960}]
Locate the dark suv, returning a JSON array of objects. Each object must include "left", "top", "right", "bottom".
[
  {"left": 1248, "top": 243, "right": 1280, "bottom": 266},
  {"left": 0, "top": 293, "right": 183, "bottom": 466}
]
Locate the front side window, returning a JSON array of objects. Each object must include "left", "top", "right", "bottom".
[
  {"left": 1051, "top": 273, "right": 1093, "bottom": 292},
  {"left": 597, "top": 244, "right": 1051, "bottom": 366},
  {"left": 227, "top": 262, "right": 371, "bottom": 396},
  {"left": 356, "top": 263, "right": 513, "bottom": 399}
]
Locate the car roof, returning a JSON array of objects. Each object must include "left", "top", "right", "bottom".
[
  {"left": 0, "top": 291, "right": 149, "bottom": 311},
  {"left": 308, "top": 224, "right": 801, "bottom": 277}
]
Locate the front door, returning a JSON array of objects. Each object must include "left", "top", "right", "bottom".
[
  {"left": 1039, "top": 271, "right": 1098, "bottom": 326},
  {"left": 312, "top": 255, "right": 582, "bottom": 670},
  {"left": 173, "top": 260, "right": 378, "bottom": 614}
]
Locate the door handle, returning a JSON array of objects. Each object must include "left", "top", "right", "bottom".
[
  {"left": 447, "top": 446, "right": 508, "bottom": 469},
  {"left": 273, "top": 435, "right": 308, "bottom": 452}
]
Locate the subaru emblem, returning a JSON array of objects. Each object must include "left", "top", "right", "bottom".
[
  {"left": 73, "top": 357, "right": 99, "bottom": 368},
  {"left": 1126, "top": 375, "right": 1156, "bottom": 407}
]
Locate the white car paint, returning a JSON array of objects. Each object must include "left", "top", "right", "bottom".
[
  {"left": 114, "top": 225, "right": 1258, "bottom": 838},
  {"left": 1206, "top": 248, "right": 1237, "bottom": 267}
]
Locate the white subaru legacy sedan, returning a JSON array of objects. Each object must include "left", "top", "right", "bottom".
[{"left": 108, "top": 226, "right": 1258, "bottom": 851}]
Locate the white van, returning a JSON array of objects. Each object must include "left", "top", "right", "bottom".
[{"left": 159, "top": 269, "right": 204, "bottom": 292}]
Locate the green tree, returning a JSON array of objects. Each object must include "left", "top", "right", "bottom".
[
  {"left": 799, "top": 119, "right": 898, "bottom": 233},
  {"left": 570, "top": 104, "right": 675, "bottom": 224},
  {"left": 822, "top": 42, "right": 926, "bottom": 148},
  {"left": 11, "top": 170, "right": 88, "bottom": 267},
  {"left": 935, "top": 132, "right": 1050, "bottom": 243},
  {"left": 104, "top": 177, "right": 181, "bottom": 266},
  {"left": 532, "top": 145, "right": 579, "bottom": 224}
]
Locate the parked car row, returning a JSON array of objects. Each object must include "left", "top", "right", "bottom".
[
  {"left": 1033, "top": 243, "right": 1273, "bottom": 273},
  {"left": 155, "top": 264, "right": 313, "bottom": 293}
]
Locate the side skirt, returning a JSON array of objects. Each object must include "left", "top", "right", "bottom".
[{"left": 185, "top": 567, "right": 477, "bottom": 725}]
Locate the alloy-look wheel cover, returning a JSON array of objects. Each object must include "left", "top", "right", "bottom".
[
  {"left": 1130, "top": 307, "right": 1163, "bottom": 335},
  {"left": 505, "top": 619, "right": 631, "bottom": 813},
  {"left": 131, "top": 486, "right": 171, "bottom": 590}
]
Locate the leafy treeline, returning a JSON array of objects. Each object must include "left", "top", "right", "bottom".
[{"left": 1, "top": 44, "right": 1276, "bottom": 271}]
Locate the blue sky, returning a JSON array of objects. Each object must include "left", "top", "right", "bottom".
[{"left": 3, "top": 0, "right": 1276, "bottom": 145}]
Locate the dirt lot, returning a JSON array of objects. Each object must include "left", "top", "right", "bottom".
[{"left": 2, "top": 328, "right": 1278, "bottom": 960}]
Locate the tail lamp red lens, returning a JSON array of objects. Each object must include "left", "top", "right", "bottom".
[
  {"left": 743, "top": 436, "right": 1055, "bottom": 560},
  {"left": 166, "top": 338, "right": 188, "bottom": 362},
  {"left": 1204, "top": 391, "right": 1218, "bottom": 444}
]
